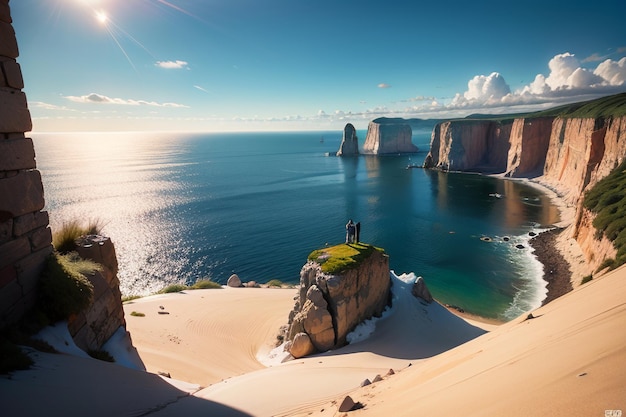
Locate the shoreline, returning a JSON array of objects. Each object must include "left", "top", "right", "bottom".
[
  {"left": 529, "top": 228, "right": 573, "bottom": 305},
  {"left": 494, "top": 175, "right": 582, "bottom": 307}
]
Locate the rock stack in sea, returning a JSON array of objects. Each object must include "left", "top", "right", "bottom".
[
  {"left": 362, "top": 118, "right": 418, "bottom": 154},
  {"left": 336, "top": 123, "right": 359, "bottom": 156}
]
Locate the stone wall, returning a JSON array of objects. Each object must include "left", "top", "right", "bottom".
[{"left": 0, "top": 1, "right": 54, "bottom": 329}]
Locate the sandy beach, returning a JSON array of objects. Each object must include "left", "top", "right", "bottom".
[{"left": 2, "top": 182, "right": 626, "bottom": 417}]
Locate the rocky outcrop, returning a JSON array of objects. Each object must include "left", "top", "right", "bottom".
[
  {"left": 424, "top": 110, "right": 626, "bottom": 273},
  {"left": 69, "top": 235, "right": 126, "bottom": 351},
  {"left": 285, "top": 245, "right": 391, "bottom": 358},
  {"left": 336, "top": 123, "right": 359, "bottom": 156},
  {"left": 362, "top": 118, "right": 418, "bottom": 154}
]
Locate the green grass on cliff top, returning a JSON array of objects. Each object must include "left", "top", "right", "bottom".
[
  {"left": 583, "top": 159, "right": 626, "bottom": 271},
  {"left": 308, "top": 243, "right": 385, "bottom": 274},
  {"left": 463, "top": 92, "right": 626, "bottom": 122}
]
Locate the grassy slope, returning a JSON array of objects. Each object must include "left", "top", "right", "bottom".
[{"left": 583, "top": 159, "right": 626, "bottom": 270}]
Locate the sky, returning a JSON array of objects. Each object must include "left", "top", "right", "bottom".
[{"left": 11, "top": 0, "right": 626, "bottom": 133}]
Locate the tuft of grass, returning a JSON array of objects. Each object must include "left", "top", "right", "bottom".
[
  {"left": 308, "top": 243, "right": 385, "bottom": 274},
  {"left": 39, "top": 252, "right": 99, "bottom": 322},
  {"left": 581, "top": 274, "right": 593, "bottom": 285},
  {"left": 158, "top": 283, "right": 189, "bottom": 294},
  {"left": 122, "top": 295, "right": 142, "bottom": 303},
  {"left": 266, "top": 279, "right": 284, "bottom": 288},
  {"left": 130, "top": 311, "right": 145, "bottom": 317},
  {"left": 52, "top": 219, "right": 104, "bottom": 253},
  {"left": 583, "top": 160, "right": 626, "bottom": 270},
  {"left": 0, "top": 340, "right": 33, "bottom": 374},
  {"left": 191, "top": 279, "right": 222, "bottom": 289}
]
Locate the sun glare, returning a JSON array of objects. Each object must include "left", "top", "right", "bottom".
[{"left": 95, "top": 10, "right": 108, "bottom": 25}]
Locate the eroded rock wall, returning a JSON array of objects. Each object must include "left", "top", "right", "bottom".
[
  {"left": 424, "top": 114, "right": 626, "bottom": 274},
  {"left": 69, "top": 235, "right": 126, "bottom": 351},
  {"left": 424, "top": 119, "right": 512, "bottom": 172}
]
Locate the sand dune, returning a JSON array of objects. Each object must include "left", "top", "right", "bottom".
[{"left": 3, "top": 264, "right": 625, "bottom": 416}]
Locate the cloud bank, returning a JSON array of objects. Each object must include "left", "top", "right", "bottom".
[
  {"left": 448, "top": 52, "right": 626, "bottom": 112},
  {"left": 65, "top": 93, "right": 188, "bottom": 108}
]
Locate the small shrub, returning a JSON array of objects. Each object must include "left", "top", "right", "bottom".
[
  {"left": 39, "top": 252, "right": 99, "bottom": 322},
  {"left": 0, "top": 340, "right": 33, "bottom": 374},
  {"left": 581, "top": 275, "right": 593, "bottom": 284},
  {"left": 191, "top": 279, "right": 222, "bottom": 289},
  {"left": 596, "top": 258, "right": 616, "bottom": 272},
  {"left": 52, "top": 219, "right": 104, "bottom": 254},
  {"left": 88, "top": 349, "right": 114, "bottom": 362},
  {"left": 122, "top": 295, "right": 142, "bottom": 303},
  {"left": 266, "top": 279, "right": 284, "bottom": 288},
  {"left": 158, "top": 283, "right": 189, "bottom": 294},
  {"left": 130, "top": 311, "right": 145, "bottom": 317}
]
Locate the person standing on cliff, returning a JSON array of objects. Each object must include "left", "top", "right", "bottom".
[{"left": 346, "top": 219, "right": 356, "bottom": 244}]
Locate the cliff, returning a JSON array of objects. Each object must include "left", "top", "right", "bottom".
[
  {"left": 362, "top": 118, "right": 418, "bottom": 154},
  {"left": 423, "top": 97, "right": 626, "bottom": 277},
  {"left": 285, "top": 243, "right": 391, "bottom": 358},
  {"left": 336, "top": 123, "right": 359, "bottom": 156}
]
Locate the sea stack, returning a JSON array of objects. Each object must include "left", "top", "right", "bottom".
[
  {"left": 362, "top": 117, "right": 418, "bottom": 154},
  {"left": 336, "top": 123, "right": 359, "bottom": 156}
]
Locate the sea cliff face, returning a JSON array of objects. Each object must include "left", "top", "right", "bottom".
[
  {"left": 362, "top": 118, "right": 418, "bottom": 154},
  {"left": 424, "top": 115, "right": 626, "bottom": 273}
]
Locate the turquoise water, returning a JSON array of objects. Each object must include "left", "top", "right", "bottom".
[{"left": 33, "top": 130, "right": 559, "bottom": 320}]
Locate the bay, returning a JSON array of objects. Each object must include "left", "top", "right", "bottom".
[{"left": 33, "top": 130, "right": 559, "bottom": 320}]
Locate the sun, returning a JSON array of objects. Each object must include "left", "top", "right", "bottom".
[{"left": 94, "top": 9, "right": 108, "bottom": 25}]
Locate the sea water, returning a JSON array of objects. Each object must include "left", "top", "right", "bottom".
[{"left": 32, "top": 130, "right": 559, "bottom": 321}]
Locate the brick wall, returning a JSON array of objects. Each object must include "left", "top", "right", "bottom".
[{"left": 0, "top": 1, "right": 54, "bottom": 328}]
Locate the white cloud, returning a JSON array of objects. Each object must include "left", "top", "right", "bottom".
[
  {"left": 594, "top": 57, "right": 626, "bottom": 85},
  {"left": 460, "top": 72, "right": 511, "bottom": 103},
  {"left": 377, "top": 83, "right": 391, "bottom": 89},
  {"left": 155, "top": 60, "right": 189, "bottom": 69},
  {"left": 65, "top": 93, "right": 189, "bottom": 108}
]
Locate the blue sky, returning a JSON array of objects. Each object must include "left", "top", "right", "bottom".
[{"left": 11, "top": 0, "right": 626, "bottom": 132}]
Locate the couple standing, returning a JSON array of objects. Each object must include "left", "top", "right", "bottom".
[{"left": 345, "top": 219, "right": 360, "bottom": 244}]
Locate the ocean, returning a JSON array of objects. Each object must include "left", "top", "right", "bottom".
[{"left": 32, "top": 130, "right": 560, "bottom": 321}]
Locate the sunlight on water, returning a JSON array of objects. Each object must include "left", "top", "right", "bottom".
[{"left": 33, "top": 131, "right": 561, "bottom": 320}]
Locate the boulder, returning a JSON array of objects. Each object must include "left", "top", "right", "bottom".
[
  {"left": 227, "top": 274, "right": 241, "bottom": 287},
  {"left": 411, "top": 276, "right": 433, "bottom": 303},
  {"left": 338, "top": 396, "right": 357, "bottom": 412},
  {"left": 288, "top": 332, "right": 316, "bottom": 359}
]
